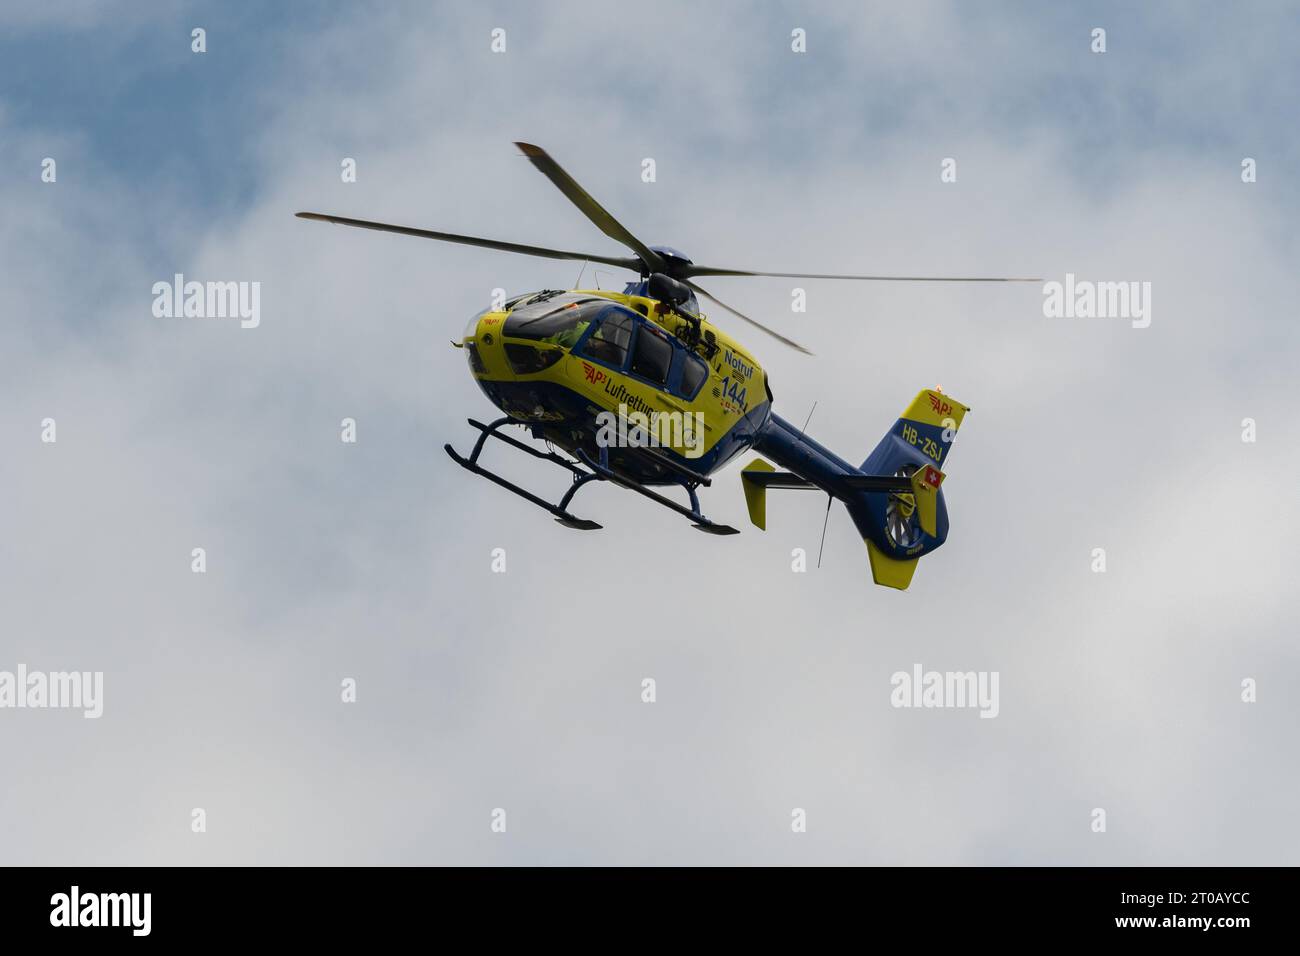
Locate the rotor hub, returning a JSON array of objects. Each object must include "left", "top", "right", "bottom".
[{"left": 647, "top": 245, "right": 693, "bottom": 278}]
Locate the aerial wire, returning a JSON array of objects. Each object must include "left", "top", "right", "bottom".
[{"left": 817, "top": 495, "right": 833, "bottom": 568}]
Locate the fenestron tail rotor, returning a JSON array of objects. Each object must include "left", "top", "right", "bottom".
[{"left": 884, "top": 464, "right": 922, "bottom": 549}]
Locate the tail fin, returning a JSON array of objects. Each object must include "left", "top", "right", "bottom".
[
  {"left": 862, "top": 389, "right": 968, "bottom": 474},
  {"left": 858, "top": 389, "right": 968, "bottom": 589},
  {"left": 748, "top": 389, "right": 969, "bottom": 590}
]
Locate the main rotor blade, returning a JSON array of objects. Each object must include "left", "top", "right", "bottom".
[
  {"left": 295, "top": 212, "right": 642, "bottom": 272},
  {"left": 514, "top": 142, "right": 665, "bottom": 275},
  {"left": 684, "top": 265, "right": 1041, "bottom": 282},
  {"left": 681, "top": 278, "right": 813, "bottom": 356}
]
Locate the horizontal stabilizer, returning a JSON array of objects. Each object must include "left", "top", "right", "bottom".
[
  {"left": 745, "top": 470, "right": 914, "bottom": 495},
  {"left": 741, "top": 467, "right": 815, "bottom": 490},
  {"left": 741, "top": 456, "right": 930, "bottom": 532},
  {"left": 841, "top": 474, "right": 914, "bottom": 493}
]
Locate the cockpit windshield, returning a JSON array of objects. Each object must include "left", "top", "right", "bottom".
[{"left": 503, "top": 293, "right": 614, "bottom": 349}]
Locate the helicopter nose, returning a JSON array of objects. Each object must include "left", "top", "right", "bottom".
[
  {"left": 463, "top": 309, "right": 487, "bottom": 342},
  {"left": 462, "top": 308, "right": 500, "bottom": 375}
]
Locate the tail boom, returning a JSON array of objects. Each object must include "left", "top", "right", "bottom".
[{"left": 745, "top": 389, "right": 966, "bottom": 589}]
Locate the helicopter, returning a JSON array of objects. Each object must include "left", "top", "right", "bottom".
[{"left": 297, "top": 142, "right": 1035, "bottom": 589}]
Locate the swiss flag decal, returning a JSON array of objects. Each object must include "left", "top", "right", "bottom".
[{"left": 924, "top": 466, "right": 942, "bottom": 488}]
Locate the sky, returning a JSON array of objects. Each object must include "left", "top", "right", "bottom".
[{"left": 1, "top": 0, "right": 1297, "bottom": 865}]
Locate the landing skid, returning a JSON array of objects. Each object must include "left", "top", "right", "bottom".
[
  {"left": 444, "top": 417, "right": 738, "bottom": 535},
  {"left": 573, "top": 449, "right": 738, "bottom": 535}
]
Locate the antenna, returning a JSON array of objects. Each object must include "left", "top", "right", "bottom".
[
  {"left": 796, "top": 401, "right": 817, "bottom": 448},
  {"left": 817, "top": 495, "right": 833, "bottom": 568},
  {"left": 574, "top": 258, "right": 589, "bottom": 288}
]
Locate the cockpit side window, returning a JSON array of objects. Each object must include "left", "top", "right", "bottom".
[
  {"left": 576, "top": 309, "right": 634, "bottom": 368},
  {"left": 679, "top": 351, "right": 709, "bottom": 399}
]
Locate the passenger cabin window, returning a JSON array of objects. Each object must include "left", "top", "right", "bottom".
[
  {"left": 631, "top": 324, "right": 673, "bottom": 386},
  {"left": 577, "top": 309, "right": 634, "bottom": 368},
  {"left": 680, "top": 352, "right": 708, "bottom": 398}
]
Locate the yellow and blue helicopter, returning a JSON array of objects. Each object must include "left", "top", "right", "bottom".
[{"left": 297, "top": 143, "right": 1034, "bottom": 589}]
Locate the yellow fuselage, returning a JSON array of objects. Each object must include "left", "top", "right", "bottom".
[{"left": 461, "top": 289, "right": 771, "bottom": 481}]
